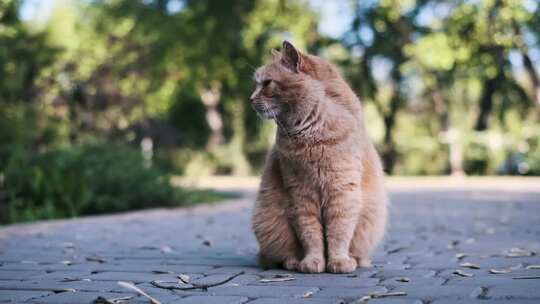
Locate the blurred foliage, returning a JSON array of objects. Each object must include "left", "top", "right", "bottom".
[
  {"left": 1, "top": 142, "right": 226, "bottom": 224},
  {"left": 1, "top": 0, "right": 540, "bottom": 222}
]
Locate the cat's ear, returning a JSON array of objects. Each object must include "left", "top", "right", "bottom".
[
  {"left": 271, "top": 49, "right": 281, "bottom": 61},
  {"left": 281, "top": 41, "right": 302, "bottom": 73}
]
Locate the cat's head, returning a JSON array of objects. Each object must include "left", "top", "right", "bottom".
[{"left": 250, "top": 41, "right": 337, "bottom": 120}]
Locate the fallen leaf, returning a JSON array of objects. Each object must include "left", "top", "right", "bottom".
[
  {"left": 387, "top": 246, "right": 406, "bottom": 254},
  {"left": 526, "top": 265, "right": 540, "bottom": 269},
  {"left": 86, "top": 256, "right": 107, "bottom": 263},
  {"left": 302, "top": 291, "right": 314, "bottom": 298},
  {"left": 61, "top": 277, "right": 91, "bottom": 282},
  {"left": 455, "top": 253, "right": 467, "bottom": 260},
  {"left": 117, "top": 281, "right": 161, "bottom": 304},
  {"left": 177, "top": 274, "right": 190, "bottom": 284},
  {"left": 58, "top": 288, "right": 76, "bottom": 292},
  {"left": 150, "top": 271, "right": 244, "bottom": 291},
  {"left": 93, "top": 296, "right": 133, "bottom": 304},
  {"left": 460, "top": 262, "right": 480, "bottom": 269},
  {"left": 395, "top": 277, "right": 410, "bottom": 282},
  {"left": 202, "top": 240, "right": 213, "bottom": 247},
  {"left": 357, "top": 295, "right": 372, "bottom": 302},
  {"left": 370, "top": 291, "right": 407, "bottom": 298},
  {"left": 447, "top": 240, "right": 460, "bottom": 249},
  {"left": 505, "top": 248, "right": 536, "bottom": 258},
  {"left": 453, "top": 270, "right": 473, "bottom": 277},
  {"left": 151, "top": 270, "right": 173, "bottom": 274},
  {"left": 259, "top": 277, "right": 295, "bottom": 283},
  {"left": 489, "top": 268, "right": 511, "bottom": 274}
]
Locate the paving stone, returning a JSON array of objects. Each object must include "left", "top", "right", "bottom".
[
  {"left": 0, "top": 186, "right": 538, "bottom": 303},
  {"left": 379, "top": 276, "right": 445, "bottom": 287},
  {"left": 247, "top": 298, "right": 345, "bottom": 304},
  {"left": 366, "top": 300, "right": 423, "bottom": 304},
  {"left": 28, "top": 270, "right": 94, "bottom": 281},
  {"left": 27, "top": 291, "right": 151, "bottom": 304},
  {"left": 168, "top": 295, "right": 248, "bottom": 304},
  {"left": 394, "top": 285, "right": 482, "bottom": 301},
  {"left": 0, "top": 290, "right": 52, "bottom": 303},
  {"left": 0, "top": 270, "right": 42, "bottom": 281},
  {"left": 255, "top": 275, "right": 379, "bottom": 288},
  {"left": 205, "top": 266, "right": 263, "bottom": 274},
  {"left": 432, "top": 300, "right": 540, "bottom": 304},
  {"left": 484, "top": 280, "right": 540, "bottom": 300},
  {"left": 187, "top": 274, "right": 259, "bottom": 286},
  {"left": 375, "top": 268, "right": 438, "bottom": 279},
  {"left": 208, "top": 285, "right": 320, "bottom": 298},
  {"left": 0, "top": 280, "right": 126, "bottom": 293},
  {"left": 90, "top": 263, "right": 213, "bottom": 274},
  {"left": 311, "top": 286, "right": 387, "bottom": 299},
  {"left": 88, "top": 271, "right": 202, "bottom": 283}
]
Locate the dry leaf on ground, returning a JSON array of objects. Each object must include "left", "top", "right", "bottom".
[
  {"left": 302, "top": 291, "right": 314, "bottom": 298},
  {"left": 178, "top": 274, "right": 190, "bottom": 284},
  {"left": 455, "top": 253, "right": 467, "bottom": 260},
  {"left": 92, "top": 296, "right": 134, "bottom": 304},
  {"left": 370, "top": 291, "right": 407, "bottom": 298},
  {"left": 259, "top": 277, "right": 295, "bottom": 283},
  {"left": 453, "top": 270, "right": 473, "bottom": 277},
  {"left": 117, "top": 281, "right": 161, "bottom": 304},
  {"left": 460, "top": 262, "right": 480, "bottom": 269},
  {"left": 86, "top": 255, "right": 107, "bottom": 263}
]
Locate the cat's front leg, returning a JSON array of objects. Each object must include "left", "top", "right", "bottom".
[
  {"left": 324, "top": 190, "right": 362, "bottom": 273},
  {"left": 292, "top": 196, "right": 325, "bottom": 273}
]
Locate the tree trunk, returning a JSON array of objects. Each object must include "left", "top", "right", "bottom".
[
  {"left": 512, "top": 21, "right": 540, "bottom": 109},
  {"left": 521, "top": 51, "right": 540, "bottom": 108},
  {"left": 381, "top": 92, "right": 400, "bottom": 174},
  {"left": 431, "top": 86, "right": 464, "bottom": 176},
  {"left": 199, "top": 83, "right": 224, "bottom": 150},
  {"left": 475, "top": 47, "right": 504, "bottom": 131},
  {"left": 475, "top": 74, "right": 499, "bottom": 131}
]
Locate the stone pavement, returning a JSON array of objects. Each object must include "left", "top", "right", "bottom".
[{"left": 1, "top": 178, "right": 539, "bottom": 304}]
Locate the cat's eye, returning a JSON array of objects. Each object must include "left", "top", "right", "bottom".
[{"left": 262, "top": 79, "right": 272, "bottom": 87}]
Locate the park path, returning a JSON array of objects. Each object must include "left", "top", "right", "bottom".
[{"left": 1, "top": 177, "right": 540, "bottom": 304}]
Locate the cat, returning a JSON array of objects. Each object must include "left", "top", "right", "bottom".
[{"left": 250, "top": 41, "right": 388, "bottom": 273}]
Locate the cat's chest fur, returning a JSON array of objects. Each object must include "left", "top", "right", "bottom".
[{"left": 275, "top": 136, "right": 363, "bottom": 194}]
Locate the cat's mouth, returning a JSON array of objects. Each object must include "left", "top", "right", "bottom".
[{"left": 252, "top": 102, "right": 279, "bottom": 120}]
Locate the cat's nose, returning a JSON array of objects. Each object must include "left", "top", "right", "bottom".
[{"left": 249, "top": 94, "right": 256, "bottom": 103}]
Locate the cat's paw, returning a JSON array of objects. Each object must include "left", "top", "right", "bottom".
[
  {"left": 298, "top": 255, "right": 325, "bottom": 273},
  {"left": 354, "top": 256, "right": 372, "bottom": 268},
  {"left": 327, "top": 256, "right": 357, "bottom": 273},
  {"left": 283, "top": 258, "right": 299, "bottom": 271}
]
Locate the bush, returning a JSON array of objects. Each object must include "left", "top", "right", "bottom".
[{"left": 0, "top": 143, "right": 224, "bottom": 224}]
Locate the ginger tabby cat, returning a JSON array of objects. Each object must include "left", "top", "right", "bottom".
[{"left": 250, "top": 41, "right": 388, "bottom": 273}]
